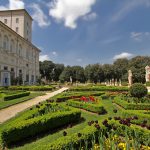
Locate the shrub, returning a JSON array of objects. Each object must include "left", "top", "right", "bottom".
[
  {"left": 146, "top": 82, "right": 150, "bottom": 86},
  {"left": 67, "top": 99, "right": 106, "bottom": 114},
  {"left": 3, "top": 92, "right": 30, "bottom": 101},
  {"left": 129, "top": 83, "right": 148, "bottom": 99},
  {"left": 70, "top": 86, "right": 128, "bottom": 92},
  {"left": 1, "top": 108, "right": 81, "bottom": 146},
  {"left": 8, "top": 86, "right": 54, "bottom": 91},
  {"left": 113, "top": 97, "right": 150, "bottom": 110}
]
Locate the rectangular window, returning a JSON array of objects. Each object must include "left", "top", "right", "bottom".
[
  {"left": 19, "top": 70, "right": 22, "bottom": 74},
  {"left": 4, "top": 19, "right": 7, "bottom": 24},
  {"left": 16, "top": 18, "right": 19, "bottom": 23},
  {"left": 11, "top": 68, "right": 14, "bottom": 72},
  {"left": 4, "top": 66, "right": 8, "bottom": 70},
  {"left": 16, "top": 27, "right": 19, "bottom": 33}
]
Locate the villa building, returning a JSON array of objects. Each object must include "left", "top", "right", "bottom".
[{"left": 0, "top": 9, "right": 40, "bottom": 86}]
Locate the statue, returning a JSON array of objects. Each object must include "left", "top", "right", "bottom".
[
  {"left": 128, "top": 70, "right": 133, "bottom": 86},
  {"left": 145, "top": 66, "right": 150, "bottom": 82}
]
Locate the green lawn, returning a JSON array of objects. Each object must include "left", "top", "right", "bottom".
[
  {"left": 0, "top": 92, "right": 45, "bottom": 110},
  {"left": 11, "top": 99, "right": 121, "bottom": 150}
]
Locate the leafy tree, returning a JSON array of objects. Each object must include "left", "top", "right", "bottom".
[
  {"left": 84, "top": 64, "right": 104, "bottom": 83},
  {"left": 102, "top": 64, "right": 114, "bottom": 81},
  {"left": 113, "top": 58, "right": 129, "bottom": 81},
  {"left": 59, "top": 66, "right": 73, "bottom": 82},
  {"left": 40, "top": 61, "right": 55, "bottom": 81},
  {"left": 71, "top": 66, "right": 85, "bottom": 83},
  {"left": 52, "top": 64, "right": 64, "bottom": 81},
  {"left": 129, "top": 56, "right": 150, "bottom": 83}
]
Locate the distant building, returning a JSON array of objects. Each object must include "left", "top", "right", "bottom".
[
  {"left": 145, "top": 65, "right": 150, "bottom": 82},
  {"left": 0, "top": 9, "right": 40, "bottom": 86}
]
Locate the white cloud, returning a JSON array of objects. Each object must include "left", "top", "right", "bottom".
[
  {"left": 49, "top": 0, "right": 96, "bottom": 29},
  {"left": 30, "top": 3, "right": 50, "bottom": 28},
  {"left": 52, "top": 51, "right": 58, "bottom": 56},
  {"left": 113, "top": 52, "right": 133, "bottom": 60},
  {"left": 83, "top": 12, "right": 97, "bottom": 21},
  {"left": 130, "top": 32, "right": 150, "bottom": 41},
  {"left": 0, "top": 0, "right": 24, "bottom": 10},
  {"left": 39, "top": 54, "right": 50, "bottom": 62}
]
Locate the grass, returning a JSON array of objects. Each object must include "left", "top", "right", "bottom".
[{"left": 0, "top": 92, "right": 45, "bottom": 110}]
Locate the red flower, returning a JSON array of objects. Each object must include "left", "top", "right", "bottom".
[
  {"left": 80, "top": 96, "right": 87, "bottom": 102},
  {"left": 89, "top": 96, "right": 95, "bottom": 102}
]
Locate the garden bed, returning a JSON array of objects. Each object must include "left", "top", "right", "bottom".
[
  {"left": 113, "top": 97, "right": 150, "bottom": 110},
  {"left": 67, "top": 96, "right": 106, "bottom": 114},
  {"left": 33, "top": 118, "right": 150, "bottom": 150}
]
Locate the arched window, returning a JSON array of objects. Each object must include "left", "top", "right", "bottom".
[
  {"left": 10, "top": 39, "right": 15, "bottom": 53},
  {"left": 3, "top": 35, "right": 9, "bottom": 50}
]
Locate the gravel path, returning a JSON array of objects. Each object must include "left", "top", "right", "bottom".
[{"left": 0, "top": 87, "right": 68, "bottom": 123}]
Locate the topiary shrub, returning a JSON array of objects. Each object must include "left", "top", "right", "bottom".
[{"left": 129, "top": 83, "right": 148, "bottom": 99}]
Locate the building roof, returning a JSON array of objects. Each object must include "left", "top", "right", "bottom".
[
  {"left": 0, "top": 21, "right": 40, "bottom": 52},
  {"left": 0, "top": 9, "right": 33, "bottom": 21}
]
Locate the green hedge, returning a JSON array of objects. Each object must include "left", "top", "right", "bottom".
[
  {"left": 113, "top": 97, "right": 150, "bottom": 110},
  {"left": 33, "top": 119, "right": 150, "bottom": 150},
  {"left": 3, "top": 91, "right": 30, "bottom": 101},
  {"left": 121, "top": 110, "right": 150, "bottom": 125},
  {"left": 33, "top": 125, "right": 99, "bottom": 150},
  {"left": 70, "top": 86, "right": 128, "bottom": 92},
  {"left": 146, "top": 82, "right": 150, "bottom": 86},
  {"left": 8, "top": 86, "right": 54, "bottom": 91},
  {"left": 67, "top": 99, "right": 106, "bottom": 114},
  {"left": 1, "top": 109, "right": 81, "bottom": 146}
]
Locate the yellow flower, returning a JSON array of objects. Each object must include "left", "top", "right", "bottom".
[
  {"left": 142, "top": 145, "right": 150, "bottom": 150},
  {"left": 118, "top": 142, "right": 126, "bottom": 150}
]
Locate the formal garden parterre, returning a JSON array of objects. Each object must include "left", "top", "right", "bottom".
[
  {"left": 0, "top": 85, "right": 56, "bottom": 109},
  {"left": 0, "top": 84, "right": 150, "bottom": 150}
]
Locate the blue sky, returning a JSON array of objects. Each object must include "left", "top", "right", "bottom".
[{"left": 0, "top": 0, "right": 150, "bottom": 66}]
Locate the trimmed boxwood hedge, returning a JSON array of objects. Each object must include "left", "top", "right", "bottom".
[
  {"left": 33, "top": 125, "right": 99, "bottom": 150},
  {"left": 70, "top": 86, "right": 128, "bottom": 92},
  {"left": 8, "top": 86, "right": 54, "bottom": 91},
  {"left": 113, "top": 97, "right": 150, "bottom": 110},
  {"left": 121, "top": 110, "right": 150, "bottom": 125},
  {"left": 33, "top": 119, "right": 150, "bottom": 150},
  {"left": 67, "top": 99, "right": 106, "bottom": 114},
  {"left": 1, "top": 108, "right": 81, "bottom": 146},
  {"left": 3, "top": 91, "right": 30, "bottom": 101}
]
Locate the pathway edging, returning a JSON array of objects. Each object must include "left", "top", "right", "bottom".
[{"left": 0, "top": 87, "right": 68, "bottom": 123}]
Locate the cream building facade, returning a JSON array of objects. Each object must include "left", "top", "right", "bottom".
[{"left": 0, "top": 9, "right": 40, "bottom": 86}]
